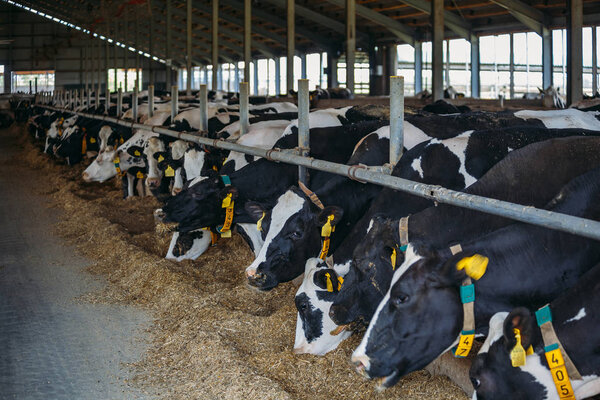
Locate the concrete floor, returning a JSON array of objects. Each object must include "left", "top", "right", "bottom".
[{"left": 0, "top": 125, "right": 152, "bottom": 400}]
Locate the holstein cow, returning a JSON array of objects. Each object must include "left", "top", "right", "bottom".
[
  {"left": 44, "top": 115, "right": 78, "bottom": 154},
  {"left": 244, "top": 125, "right": 393, "bottom": 291},
  {"left": 351, "top": 166, "right": 600, "bottom": 389},
  {"left": 296, "top": 136, "right": 600, "bottom": 355},
  {"left": 470, "top": 264, "right": 600, "bottom": 400},
  {"left": 160, "top": 120, "right": 388, "bottom": 237}
]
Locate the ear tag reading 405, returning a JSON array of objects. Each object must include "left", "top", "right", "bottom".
[{"left": 545, "top": 345, "right": 576, "bottom": 400}]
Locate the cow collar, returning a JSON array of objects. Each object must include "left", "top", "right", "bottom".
[
  {"left": 216, "top": 175, "right": 234, "bottom": 237},
  {"left": 297, "top": 181, "right": 335, "bottom": 260},
  {"left": 532, "top": 305, "right": 582, "bottom": 398},
  {"left": 81, "top": 129, "right": 87, "bottom": 155},
  {"left": 452, "top": 246, "right": 489, "bottom": 358},
  {"left": 399, "top": 216, "right": 410, "bottom": 247},
  {"left": 114, "top": 157, "right": 125, "bottom": 177}
]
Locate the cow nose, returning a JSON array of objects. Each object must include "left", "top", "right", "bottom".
[
  {"left": 147, "top": 177, "right": 160, "bottom": 187},
  {"left": 82, "top": 172, "right": 90, "bottom": 182},
  {"left": 246, "top": 267, "right": 257, "bottom": 278},
  {"left": 153, "top": 208, "right": 166, "bottom": 223},
  {"left": 293, "top": 346, "right": 309, "bottom": 355},
  {"left": 351, "top": 354, "right": 371, "bottom": 377},
  {"left": 172, "top": 187, "right": 182, "bottom": 195}
]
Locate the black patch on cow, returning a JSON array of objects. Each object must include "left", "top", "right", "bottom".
[
  {"left": 422, "top": 100, "right": 461, "bottom": 114},
  {"left": 295, "top": 293, "right": 323, "bottom": 343},
  {"left": 172, "top": 230, "right": 206, "bottom": 257},
  {"left": 244, "top": 154, "right": 254, "bottom": 164}
]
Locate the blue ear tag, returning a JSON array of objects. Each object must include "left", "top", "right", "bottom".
[
  {"left": 221, "top": 175, "right": 231, "bottom": 186},
  {"left": 460, "top": 284, "right": 475, "bottom": 303},
  {"left": 535, "top": 305, "right": 552, "bottom": 326}
]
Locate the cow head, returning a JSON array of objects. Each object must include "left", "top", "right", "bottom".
[
  {"left": 293, "top": 258, "right": 353, "bottom": 355},
  {"left": 161, "top": 171, "right": 237, "bottom": 232},
  {"left": 142, "top": 137, "right": 166, "bottom": 189},
  {"left": 244, "top": 186, "right": 343, "bottom": 291},
  {"left": 470, "top": 310, "right": 546, "bottom": 400},
  {"left": 82, "top": 146, "right": 118, "bottom": 182},
  {"left": 329, "top": 216, "right": 402, "bottom": 327},
  {"left": 351, "top": 244, "right": 484, "bottom": 389}
]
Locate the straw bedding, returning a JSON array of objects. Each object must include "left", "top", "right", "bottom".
[{"left": 18, "top": 125, "right": 468, "bottom": 400}]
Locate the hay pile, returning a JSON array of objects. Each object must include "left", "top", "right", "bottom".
[{"left": 18, "top": 125, "right": 468, "bottom": 400}]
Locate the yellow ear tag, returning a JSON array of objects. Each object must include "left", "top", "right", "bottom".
[
  {"left": 158, "top": 155, "right": 165, "bottom": 163},
  {"left": 456, "top": 254, "right": 489, "bottom": 280},
  {"left": 114, "top": 156, "right": 120, "bottom": 163},
  {"left": 165, "top": 165, "right": 175, "bottom": 177},
  {"left": 120, "top": 138, "right": 124, "bottom": 144},
  {"left": 90, "top": 137, "right": 96, "bottom": 143},
  {"left": 134, "top": 150, "right": 141, "bottom": 157},
  {"left": 212, "top": 165, "right": 218, "bottom": 171},
  {"left": 321, "top": 214, "right": 335, "bottom": 237},
  {"left": 526, "top": 346, "right": 534, "bottom": 356},
  {"left": 325, "top": 272, "right": 334, "bottom": 292},
  {"left": 257, "top": 211, "right": 266, "bottom": 232},
  {"left": 510, "top": 328, "right": 527, "bottom": 367},
  {"left": 391, "top": 248, "right": 397, "bottom": 270},
  {"left": 136, "top": 171, "right": 144, "bottom": 179},
  {"left": 337, "top": 276, "right": 344, "bottom": 291},
  {"left": 222, "top": 193, "right": 232, "bottom": 208}
]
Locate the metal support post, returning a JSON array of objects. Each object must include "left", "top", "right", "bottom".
[
  {"left": 542, "top": 27, "right": 553, "bottom": 89},
  {"left": 95, "top": 87, "right": 100, "bottom": 108},
  {"left": 346, "top": 0, "right": 355, "bottom": 94},
  {"left": 86, "top": 88, "right": 91, "bottom": 109},
  {"left": 567, "top": 0, "right": 583, "bottom": 105},
  {"left": 171, "top": 85, "right": 179, "bottom": 122},
  {"left": 117, "top": 88, "right": 123, "bottom": 117},
  {"left": 148, "top": 85, "right": 154, "bottom": 118},
  {"left": 593, "top": 26, "right": 598, "bottom": 95},
  {"left": 390, "top": 76, "right": 404, "bottom": 166},
  {"left": 431, "top": 0, "right": 444, "bottom": 101},
  {"left": 239, "top": 82, "right": 249, "bottom": 135},
  {"left": 510, "top": 33, "right": 515, "bottom": 99},
  {"left": 186, "top": 0, "right": 193, "bottom": 96},
  {"left": 287, "top": 0, "right": 295, "bottom": 94},
  {"left": 212, "top": 0, "right": 219, "bottom": 91},
  {"left": 132, "top": 86, "right": 138, "bottom": 121},
  {"left": 297, "top": 79, "right": 310, "bottom": 185},
  {"left": 199, "top": 84, "right": 208, "bottom": 131},
  {"left": 471, "top": 35, "right": 480, "bottom": 98},
  {"left": 244, "top": 0, "right": 251, "bottom": 82}
]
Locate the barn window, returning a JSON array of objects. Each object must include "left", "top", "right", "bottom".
[
  {"left": 11, "top": 70, "right": 55, "bottom": 93},
  {"left": 107, "top": 68, "right": 142, "bottom": 92}
]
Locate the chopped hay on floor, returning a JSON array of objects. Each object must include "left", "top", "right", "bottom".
[{"left": 16, "top": 123, "right": 468, "bottom": 400}]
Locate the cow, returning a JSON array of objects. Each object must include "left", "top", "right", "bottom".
[
  {"left": 244, "top": 125, "right": 392, "bottom": 291},
  {"left": 351, "top": 165, "right": 600, "bottom": 389},
  {"left": 470, "top": 263, "right": 600, "bottom": 400},
  {"left": 296, "top": 136, "right": 600, "bottom": 356}
]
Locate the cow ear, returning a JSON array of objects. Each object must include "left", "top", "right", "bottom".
[
  {"left": 503, "top": 307, "right": 535, "bottom": 361},
  {"left": 245, "top": 201, "right": 266, "bottom": 222},
  {"left": 313, "top": 268, "right": 343, "bottom": 293},
  {"left": 127, "top": 145, "right": 144, "bottom": 158},
  {"left": 219, "top": 186, "right": 238, "bottom": 200},
  {"left": 154, "top": 151, "right": 168, "bottom": 162},
  {"left": 316, "top": 206, "right": 344, "bottom": 227}
]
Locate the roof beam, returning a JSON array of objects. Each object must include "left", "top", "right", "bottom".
[
  {"left": 322, "top": 0, "right": 414, "bottom": 45},
  {"left": 399, "top": 0, "right": 471, "bottom": 39},
  {"left": 489, "top": 0, "right": 548, "bottom": 35},
  {"left": 260, "top": 0, "right": 369, "bottom": 44},
  {"left": 219, "top": 0, "right": 337, "bottom": 51}
]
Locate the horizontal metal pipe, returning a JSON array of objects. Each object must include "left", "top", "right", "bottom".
[{"left": 35, "top": 104, "right": 600, "bottom": 242}]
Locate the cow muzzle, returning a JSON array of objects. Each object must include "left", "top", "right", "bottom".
[
  {"left": 153, "top": 208, "right": 166, "bottom": 223},
  {"left": 82, "top": 172, "right": 91, "bottom": 182},
  {"left": 352, "top": 355, "right": 371, "bottom": 378},
  {"left": 146, "top": 177, "right": 161, "bottom": 188},
  {"left": 171, "top": 187, "right": 182, "bottom": 196}
]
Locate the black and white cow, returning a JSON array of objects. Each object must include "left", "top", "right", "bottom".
[
  {"left": 244, "top": 125, "right": 392, "bottom": 291},
  {"left": 351, "top": 166, "right": 600, "bottom": 389},
  {"left": 470, "top": 263, "right": 600, "bottom": 400},
  {"left": 296, "top": 136, "right": 600, "bottom": 355},
  {"left": 160, "top": 120, "right": 388, "bottom": 234}
]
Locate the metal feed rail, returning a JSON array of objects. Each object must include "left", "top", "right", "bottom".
[{"left": 33, "top": 80, "right": 600, "bottom": 242}]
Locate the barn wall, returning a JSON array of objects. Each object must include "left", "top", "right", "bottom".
[{"left": 0, "top": 2, "right": 165, "bottom": 92}]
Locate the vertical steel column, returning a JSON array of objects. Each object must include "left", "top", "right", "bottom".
[
  {"left": 34, "top": 77, "right": 38, "bottom": 93},
  {"left": 124, "top": 20, "right": 129, "bottom": 92},
  {"left": 186, "top": 0, "right": 193, "bottom": 96},
  {"left": 471, "top": 34, "right": 480, "bottom": 98},
  {"left": 212, "top": 0, "right": 219, "bottom": 91},
  {"left": 86, "top": 83, "right": 91, "bottom": 107},
  {"left": 431, "top": 0, "right": 444, "bottom": 101},
  {"left": 80, "top": 88, "right": 85, "bottom": 108},
  {"left": 414, "top": 41, "right": 422, "bottom": 93},
  {"left": 132, "top": 86, "right": 138, "bottom": 121},
  {"left": 287, "top": 0, "right": 295, "bottom": 94},
  {"left": 297, "top": 79, "right": 309, "bottom": 185},
  {"left": 148, "top": 11, "right": 154, "bottom": 88},
  {"left": 592, "top": 27, "right": 598, "bottom": 95},
  {"left": 300, "top": 54, "right": 307, "bottom": 79},
  {"left": 96, "top": 31, "right": 100, "bottom": 97},
  {"left": 113, "top": 21, "right": 118, "bottom": 91},
  {"left": 166, "top": 0, "right": 172, "bottom": 89},
  {"left": 346, "top": 0, "right": 355, "bottom": 94},
  {"left": 199, "top": 84, "right": 208, "bottom": 131},
  {"left": 239, "top": 82, "right": 249, "bottom": 135},
  {"left": 148, "top": 85, "right": 154, "bottom": 118},
  {"left": 234, "top": 64, "right": 240, "bottom": 92},
  {"left": 244, "top": 0, "right": 251, "bottom": 82},
  {"left": 444, "top": 40, "right": 450, "bottom": 87},
  {"left": 135, "top": 14, "right": 140, "bottom": 90},
  {"left": 117, "top": 88, "right": 123, "bottom": 117},
  {"left": 275, "top": 58, "right": 281, "bottom": 95},
  {"left": 542, "top": 27, "right": 553, "bottom": 89},
  {"left": 253, "top": 60, "right": 259, "bottom": 94},
  {"left": 390, "top": 76, "right": 404, "bottom": 166},
  {"left": 171, "top": 85, "right": 179, "bottom": 121},
  {"left": 567, "top": 0, "right": 583, "bottom": 105},
  {"left": 509, "top": 33, "right": 515, "bottom": 99},
  {"left": 84, "top": 38, "right": 89, "bottom": 94}
]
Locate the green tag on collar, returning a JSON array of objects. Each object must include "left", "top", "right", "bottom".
[
  {"left": 221, "top": 175, "right": 231, "bottom": 186},
  {"left": 535, "top": 305, "right": 552, "bottom": 326},
  {"left": 399, "top": 244, "right": 408, "bottom": 252},
  {"left": 460, "top": 284, "right": 475, "bottom": 303},
  {"left": 544, "top": 342, "right": 559, "bottom": 353}
]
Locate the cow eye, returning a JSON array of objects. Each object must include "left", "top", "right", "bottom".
[
  {"left": 290, "top": 231, "right": 303, "bottom": 239},
  {"left": 391, "top": 294, "right": 409, "bottom": 307},
  {"left": 470, "top": 377, "right": 481, "bottom": 389},
  {"left": 299, "top": 302, "right": 308, "bottom": 312}
]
